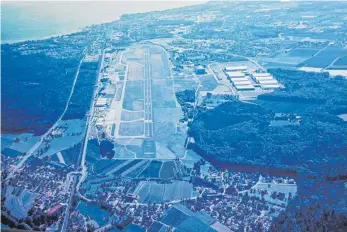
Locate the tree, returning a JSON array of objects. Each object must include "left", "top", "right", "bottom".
[{"left": 99, "top": 140, "right": 115, "bottom": 159}]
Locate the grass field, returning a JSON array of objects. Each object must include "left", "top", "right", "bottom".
[
  {"left": 199, "top": 74, "right": 218, "bottom": 91},
  {"left": 122, "top": 100, "right": 144, "bottom": 111},
  {"left": 121, "top": 110, "right": 144, "bottom": 121},
  {"left": 174, "top": 79, "right": 198, "bottom": 92},
  {"left": 123, "top": 80, "right": 144, "bottom": 102},
  {"left": 127, "top": 62, "right": 144, "bottom": 81},
  {"left": 119, "top": 120, "right": 144, "bottom": 136}
]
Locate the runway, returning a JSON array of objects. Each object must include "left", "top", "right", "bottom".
[{"left": 144, "top": 49, "right": 154, "bottom": 138}]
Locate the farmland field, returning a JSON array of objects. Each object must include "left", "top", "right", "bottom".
[
  {"left": 77, "top": 202, "right": 109, "bottom": 226},
  {"left": 4, "top": 186, "right": 37, "bottom": 220},
  {"left": 298, "top": 46, "right": 346, "bottom": 68},
  {"left": 93, "top": 159, "right": 125, "bottom": 174},
  {"left": 160, "top": 161, "right": 176, "bottom": 179},
  {"left": 124, "top": 160, "right": 150, "bottom": 178},
  {"left": 138, "top": 160, "right": 162, "bottom": 178}
]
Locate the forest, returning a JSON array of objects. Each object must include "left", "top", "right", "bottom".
[
  {"left": 188, "top": 69, "right": 347, "bottom": 179},
  {"left": 1, "top": 46, "right": 81, "bottom": 135},
  {"left": 62, "top": 60, "right": 100, "bottom": 120},
  {"left": 187, "top": 69, "right": 347, "bottom": 230}
]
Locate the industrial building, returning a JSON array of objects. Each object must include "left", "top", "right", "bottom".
[
  {"left": 250, "top": 72, "right": 281, "bottom": 89},
  {"left": 233, "top": 80, "right": 252, "bottom": 86},
  {"left": 100, "top": 87, "right": 116, "bottom": 98},
  {"left": 234, "top": 84, "right": 255, "bottom": 90},
  {"left": 225, "top": 71, "right": 245, "bottom": 78},
  {"left": 224, "top": 65, "right": 248, "bottom": 72},
  {"left": 258, "top": 79, "right": 278, "bottom": 85}
]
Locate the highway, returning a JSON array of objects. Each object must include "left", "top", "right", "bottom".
[
  {"left": 144, "top": 49, "right": 154, "bottom": 138},
  {"left": 3, "top": 53, "right": 86, "bottom": 183}
]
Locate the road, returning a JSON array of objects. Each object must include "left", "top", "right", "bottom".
[
  {"left": 60, "top": 175, "right": 77, "bottom": 232},
  {"left": 144, "top": 49, "right": 154, "bottom": 138},
  {"left": 4, "top": 53, "right": 86, "bottom": 183},
  {"left": 61, "top": 49, "right": 105, "bottom": 232}
]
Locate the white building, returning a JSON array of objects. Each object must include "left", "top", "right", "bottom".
[
  {"left": 232, "top": 80, "right": 252, "bottom": 86},
  {"left": 251, "top": 72, "right": 274, "bottom": 82},
  {"left": 261, "top": 84, "right": 281, "bottom": 89},
  {"left": 258, "top": 79, "right": 278, "bottom": 85},
  {"left": 225, "top": 71, "right": 245, "bottom": 78},
  {"left": 230, "top": 77, "right": 249, "bottom": 82},
  {"left": 224, "top": 66, "right": 248, "bottom": 72},
  {"left": 234, "top": 84, "right": 255, "bottom": 90}
]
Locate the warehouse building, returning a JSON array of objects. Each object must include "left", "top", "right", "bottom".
[
  {"left": 232, "top": 80, "right": 252, "bottom": 86},
  {"left": 234, "top": 84, "right": 255, "bottom": 91},
  {"left": 258, "top": 79, "right": 278, "bottom": 85},
  {"left": 251, "top": 72, "right": 274, "bottom": 82},
  {"left": 224, "top": 65, "right": 248, "bottom": 72},
  {"left": 225, "top": 71, "right": 245, "bottom": 79},
  {"left": 230, "top": 77, "right": 249, "bottom": 82},
  {"left": 261, "top": 84, "right": 281, "bottom": 89}
]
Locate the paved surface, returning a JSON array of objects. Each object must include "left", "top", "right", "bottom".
[{"left": 144, "top": 49, "right": 154, "bottom": 138}]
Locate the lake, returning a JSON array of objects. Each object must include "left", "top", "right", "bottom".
[{"left": 1, "top": 1, "right": 204, "bottom": 43}]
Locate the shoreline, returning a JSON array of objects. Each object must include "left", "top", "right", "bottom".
[
  {"left": 1, "top": 17, "right": 119, "bottom": 45},
  {"left": 1, "top": 28, "right": 84, "bottom": 45}
]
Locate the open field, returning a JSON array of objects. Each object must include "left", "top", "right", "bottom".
[
  {"left": 174, "top": 78, "right": 199, "bottom": 92},
  {"left": 198, "top": 74, "right": 219, "bottom": 91},
  {"left": 36, "top": 119, "right": 86, "bottom": 159}
]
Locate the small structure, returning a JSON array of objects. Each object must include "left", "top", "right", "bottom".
[
  {"left": 195, "top": 65, "right": 206, "bottom": 75},
  {"left": 47, "top": 203, "right": 64, "bottom": 216},
  {"left": 95, "top": 98, "right": 107, "bottom": 107}
]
